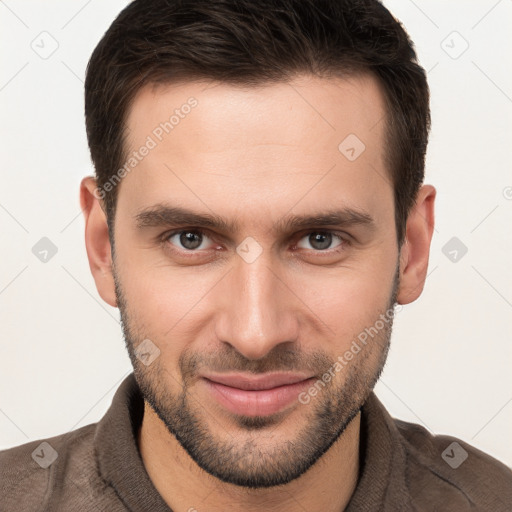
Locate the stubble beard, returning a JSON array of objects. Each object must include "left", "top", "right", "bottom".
[{"left": 114, "top": 264, "right": 399, "bottom": 488}]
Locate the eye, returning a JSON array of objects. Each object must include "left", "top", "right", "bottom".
[
  {"left": 295, "top": 231, "right": 346, "bottom": 252},
  {"left": 161, "top": 228, "right": 349, "bottom": 257},
  {"left": 165, "top": 229, "right": 216, "bottom": 251}
]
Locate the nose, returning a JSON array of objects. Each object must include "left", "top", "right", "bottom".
[{"left": 214, "top": 250, "right": 300, "bottom": 360}]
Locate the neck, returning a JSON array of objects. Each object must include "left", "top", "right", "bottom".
[{"left": 138, "top": 403, "right": 361, "bottom": 512}]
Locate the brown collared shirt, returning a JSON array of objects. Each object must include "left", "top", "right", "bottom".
[{"left": 1, "top": 373, "right": 511, "bottom": 511}]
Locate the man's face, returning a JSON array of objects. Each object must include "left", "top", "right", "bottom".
[{"left": 112, "top": 74, "right": 399, "bottom": 487}]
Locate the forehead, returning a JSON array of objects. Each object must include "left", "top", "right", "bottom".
[
  {"left": 125, "top": 73, "right": 387, "bottom": 157},
  {"left": 117, "top": 74, "right": 391, "bottom": 230}
]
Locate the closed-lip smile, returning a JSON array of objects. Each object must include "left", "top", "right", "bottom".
[{"left": 200, "top": 372, "right": 316, "bottom": 416}]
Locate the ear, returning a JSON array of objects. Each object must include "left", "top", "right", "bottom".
[
  {"left": 80, "top": 176, "right": 117, "bottom": 307},
  {"left": 397, "top": 184, "right": 436, "bottom": 305}
]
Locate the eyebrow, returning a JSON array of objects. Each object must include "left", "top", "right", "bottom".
[{"left": 134, "top": 204, "right": 375, "bottom": 235}]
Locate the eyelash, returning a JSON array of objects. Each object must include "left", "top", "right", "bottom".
[{"left": 159, "top": 228, "right": 351, "bottom": 257}]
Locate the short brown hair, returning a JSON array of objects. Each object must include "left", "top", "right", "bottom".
[{"left": 85, "top": 0, "right": 430, "bottom": 244}]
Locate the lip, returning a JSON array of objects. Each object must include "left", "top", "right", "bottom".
[{"left": 201, "top": 372, "right": 315, "bottom": 417}]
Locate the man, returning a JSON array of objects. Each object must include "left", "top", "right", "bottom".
[{"left": 1, "top": 0, "right": 511, "bottom": 510}]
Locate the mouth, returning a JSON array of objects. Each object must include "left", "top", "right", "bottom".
[{"left": 200, "top": 372, "right": 316, "bottom": 417}]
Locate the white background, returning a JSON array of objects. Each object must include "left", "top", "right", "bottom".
[{"left": 1, "top": 1, "right": 511, "bottom": 468}]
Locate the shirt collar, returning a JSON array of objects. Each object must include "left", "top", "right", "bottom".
[
  {"left": 94, "top": 373, "right": 172, "bottom": 511},
  {"left": 345, "top": 391, "right": 411, "bottom": 510},
  {"left": 94, "top": 372, "right": 411, "bottom": 511}
]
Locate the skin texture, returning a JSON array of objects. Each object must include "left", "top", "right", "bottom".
[{"left": 80, "top": 74, "right": 435, "bottom": 512}]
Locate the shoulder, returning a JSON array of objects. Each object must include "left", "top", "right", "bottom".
[
  {"left": 0, "top": 423, "right": 109, "bottom": 511},
  {"left": 395, "top": 418, "right": 512, "bottom": 510}
]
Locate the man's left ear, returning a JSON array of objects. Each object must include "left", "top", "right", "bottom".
[{"left": 397, "top": 184, "right": 436, "bottom": 305}]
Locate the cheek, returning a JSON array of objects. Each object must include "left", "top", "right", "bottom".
[
  {"left": 117, "top": 260, "right": 218, "bottom": 352},
  {"left": 294, "top": 261, "right": 397, "bottom": 343}
]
